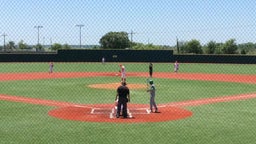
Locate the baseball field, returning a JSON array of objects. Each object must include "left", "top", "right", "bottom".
[{"left": 1, "top": 62, "right": 256, "bottom": 144}]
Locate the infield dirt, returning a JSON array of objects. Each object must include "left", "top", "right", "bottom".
[{"left": 1, "top": 72, "right": 256, "bottom": 123}]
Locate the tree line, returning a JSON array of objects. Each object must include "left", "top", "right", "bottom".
[
  {"left": 178, "top": 39, "right": 256, "bottom": 55},
  {"left": 99, "top": 32, "right": 256, "bottom": 55},
  {"left": 1, "top": 31, "right": 256, "bottom": 54},
  {"left": 0, "top": 40, "right": 71, "bottom": 52}
]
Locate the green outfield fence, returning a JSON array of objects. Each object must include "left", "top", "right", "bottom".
[{"left": 1, "top": 49, "right": 256, "bottom": 63}]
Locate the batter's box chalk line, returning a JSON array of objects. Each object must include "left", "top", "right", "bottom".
[
  {"left": 90, "top": 108, "right": 113, "bottom": 114},
  {"left": 90, "top": 107, "right": 150, "bottom": 119}
]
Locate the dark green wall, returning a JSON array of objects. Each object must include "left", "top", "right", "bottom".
[
  {"left": 0, "top": 50, "right": 173, "bottom": 62},
  {"left": 1, "top": 50, "right": 256, "bottom": 64},
  {"left": 56, "top": 50, "right": 174, "bottom": 62},
  {"left": 173, "top": 54, "right": 256, "bottom": 64}
]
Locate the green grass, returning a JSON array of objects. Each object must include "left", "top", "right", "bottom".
[
  {"left": 1, "top": 62, "right": 256, "bottom": 144},
  {"left": 1, "top": 62, "right": 256, "bottom": 74}
]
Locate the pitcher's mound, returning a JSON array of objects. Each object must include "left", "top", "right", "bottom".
[{"left": 88, "top": 83, "right": 147, "bottom": 89}]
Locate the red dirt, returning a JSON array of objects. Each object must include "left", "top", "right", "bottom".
[
  {"left": 1, "top": 72, "right": 256, "bottom": 123},
  {"left": 88, "top": 83, "right": 147, "bottom": 89},
  {"left": 48, "top": 104, "right": 193, "bottom": 123}
]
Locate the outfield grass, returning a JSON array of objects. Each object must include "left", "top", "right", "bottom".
[
  {"left": 0, "top": 62, "right": 256, "bottom": 74},
  {"left": 1, "top": 62, "right": 256, "bottom": 144}
]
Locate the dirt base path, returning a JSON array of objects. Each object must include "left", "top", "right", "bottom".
[{"left": 1, "top": 72, "right": 256, "bottom": 123}]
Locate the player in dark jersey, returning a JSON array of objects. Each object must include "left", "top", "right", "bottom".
[
  {"left": 115, "top": 81, "right": 130, "bottom": 118},
  {"left": 149, "top": 63, "right": 153, "bottom": 78}
]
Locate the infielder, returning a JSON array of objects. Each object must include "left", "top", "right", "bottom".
[{"left": 149, "top": 63, "right": 153, "bottom": 78}]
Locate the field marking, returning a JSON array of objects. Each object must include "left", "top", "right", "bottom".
[
  {"left": 90, "top": 108, "right": 95, "bottom": 114},
  {"left": 1, "top": 72, "right": 256, "bottom": 123},
  {"left": 163, "top": 93, "right": 256, "bottom": 107},
  {"left": 105, "top": 107, "right": 149, "bottom": 119},
  {"left": 2, "top": 93, "right": 256, "bottom": 110}
]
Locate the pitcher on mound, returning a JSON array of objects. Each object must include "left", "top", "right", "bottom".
[{"left": 119, "top": 64, "right": 126, "bottom": 82}]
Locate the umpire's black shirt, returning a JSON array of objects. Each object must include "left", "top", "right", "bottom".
[{"left": 117, "top": 85, "right": 130, "bottom": 101}]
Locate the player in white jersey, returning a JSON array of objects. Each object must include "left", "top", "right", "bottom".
[
  {"left": 119, "top": 64, "right": 126, "bottom": 82},
  {"left": 174, "top": 60, "right": 179, "bottom": 73},
  {"left": 49, "top": 62, "right": 54, "bottom": 74}
]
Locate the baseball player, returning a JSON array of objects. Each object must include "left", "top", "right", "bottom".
[
  {"left": 119, "top": 64, "right": 126, "bottom": 82},
  {"left": 102, "top": 57, "right": 105, "bottom": 64},
  {"left": 147, "top": 80, "right": 158, "bottom": 113},
  {"left": 149, "top": 63, "right": 153, "bottom": 78},
  {"left": 49, "top": 62, "right": 54, "bottom": 74},
  {"left": 174, "top": 60, "right": 179, "bottom": 73},
  {"left": 115, "top": 81, "right": 130, "bottom": 118}
]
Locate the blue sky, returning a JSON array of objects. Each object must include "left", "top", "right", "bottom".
[{"left": 0, "top": 0, "right": 256, "bottom": 46}]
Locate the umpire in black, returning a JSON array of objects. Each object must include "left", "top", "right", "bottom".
[{"left": 115, "top": 81, "right": 130, "bottom": 118}]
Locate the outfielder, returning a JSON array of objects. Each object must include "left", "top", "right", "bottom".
[
  {"left": 102, "top": 57, "right": 105, "bottom": 64},
  {"left": 174, "top": 60, "right": 179, "bottom": 73},
  {"left": 49, "top": 62, "right": 54, "bottom": 74}
]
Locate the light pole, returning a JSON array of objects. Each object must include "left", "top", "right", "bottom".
[
  {"left": 129, "top": 30, "right": 136, "bottom": 49},
  {"left": 75, "top": 24, "right": 84, "bottom": 48},
  {"left": 34, "top": 26, "right": 43, "bottom": 45},
  {"left": 1, "top": 33, "right": 7, "bottom": 52}
]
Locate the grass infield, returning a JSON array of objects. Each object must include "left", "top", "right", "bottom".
[{"left": 1, "top": 62, "right": 256, "bottom": 144}]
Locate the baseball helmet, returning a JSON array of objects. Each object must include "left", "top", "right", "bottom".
[
  {"left": 149, "top": 80, "right": 153, "bottom": 85},
  {"left": 121, "top": 81, "right": 127, "bottom": 86}
]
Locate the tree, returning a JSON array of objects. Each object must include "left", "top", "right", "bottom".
[
  {"left": 35, "top": 44, "right": 44, "bottom": 52},
  {"left": 18, "top": 40, "right": 28, "bottom": 49},
  {"left": 6, "top": 41, "right": 16, "bottom": 51},
  {"left": 214, "top": 43, "right": 224, "bottom": 54},
  {"left": 5, "top": 41, "right": 16, "bottom": 51},
  {"left": 63, "top": 44, "right": 71, "bottom": 49},
  {"left": 181, "top": 39, "right": 203, "bottom": 54},
  {"left": 99, "top": 32, "right": 130, "bottom": 49},
  {"left": 221, "top": 39, "right": 238, "bottom": 54},
  {"left": 205, "top": 41, "right": 217, "bottom": 54},
  {"left": 240, "top": 49, "right": 246, "bottom": 54},
  {"left": 131, "top": 42, "right": 167, "bottom": 50},
  {"left": 51, "top": 43, "right": 62, "bottom": 51},
  {"left": 237, "top": 42, "right": 256, "bottom": 54}
]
